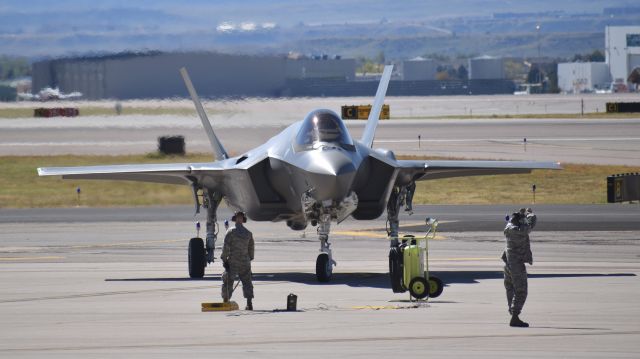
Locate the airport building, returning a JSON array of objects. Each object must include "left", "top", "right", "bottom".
[
  {"left": 556, "top": 25, "right": 640, "bottom": 93},
  {"left": 557, "top": 62, "right": 611, "bottom": 93},
  {"left": 400, "top": 57, "right": 436, "bottom": 81},
  {"left": 31, "top": 52, "right": 514, "bottom": 99},
  {"left": 468, "top": 56, "right": 505, "bottom": 80},
  {"left": 32, "top": 52, "right": 356, "bottom": 100},
  {"left": 606, "top": 26, "right": 640, "bottom": 84}
]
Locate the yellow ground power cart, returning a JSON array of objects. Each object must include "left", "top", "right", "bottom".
[{"left": 389, "top": 218, "right": 444, "bottom": 299}]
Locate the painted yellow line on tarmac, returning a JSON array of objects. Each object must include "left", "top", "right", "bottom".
[
  {"left": 352, "top": 304, "right": 426, "bottom": 310},
  {"left": 431, "top": 257, "right": 497, "bottom": 261},
  {"left": 334, "top": 230, "right": 447, "bottom": 241},
  {"left": 334, "top": 231, "right": 389, "bottom": 239},
  {"left": 70, "top": 239, "right": 184, "bottom": 249},
  {"left": 0, "top": 256, "right": 65, "bottom": 261}
]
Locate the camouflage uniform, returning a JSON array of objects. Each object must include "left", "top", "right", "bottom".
[
  {"left": 502, "top": 211, "right": 536, "bottom": 316},
  {"left": 221, "top": 223, "right": 255, "bottom": 301}
]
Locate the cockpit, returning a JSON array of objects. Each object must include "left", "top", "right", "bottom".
[{"left": 294, "top": 109, "right": 355, "bottom": 151}]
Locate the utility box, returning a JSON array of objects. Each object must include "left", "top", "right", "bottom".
[
  {"left": 158, "top": 136, "right": 185, "bottom": 155},
  {"left": 34, "top": 108, "right": 79, "bottom": 117},
  {"left": 606, "top": 102, "right": 640, "bottom": 113},
  {"left": 607, "top": 173, "right": 640, "bottom": 203}
]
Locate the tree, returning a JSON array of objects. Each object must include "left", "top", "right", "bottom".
[
  {"left": 527, "top": 65, "right": 542, "bottom": 84},
  {"left": 589, "top": 50, "right": 605, "bottom": 62},
  {"left": 546, "top": 67, "right": 559, "bottom": 93},
  {"left": 357, "top": 59, "right": 383, "bottom": 75},
  {"left": 435, "top": 71, "right": 449, "bottom": 80},
  {"left": 457, "top": 65, "right": 468, "bottom": 80},
  {"left": 571, "top": 50, "right": 605, "bottom": 63},
  {"left": 0, "top": 56, "right": 30, "bottom": 80}
]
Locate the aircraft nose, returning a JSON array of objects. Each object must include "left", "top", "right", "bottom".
[
  {"left": 308, "top": 149, "right": 356, "bottom": 176},
  {"left": 305, "top": 149, "right": 357, "bottom": 200}
]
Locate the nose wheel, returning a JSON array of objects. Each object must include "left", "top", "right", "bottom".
[
  {"left": 316, "top": 253, "right": 332, "bottom": 282},
  {"left": 315, "top": 215, "right": 335, "bottom": 282}
]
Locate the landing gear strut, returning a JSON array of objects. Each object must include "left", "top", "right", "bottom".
[
  {"left": 315, "top": 214, "right": 336, "bottom": 282},
  {"left": 188, "top": 189, "right": 221, "bottom": 278}
]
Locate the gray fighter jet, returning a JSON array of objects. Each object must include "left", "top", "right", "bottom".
[{"left": 38, "top": 66, "right": 560, "bottom": 281}]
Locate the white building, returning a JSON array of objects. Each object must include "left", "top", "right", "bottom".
[
  {"left": 557, "top": 62, "right": 611, "bottom": 93},
  {"left": 468, "top": 56, "right": 504, "bottom": 80},
  {"left": 401, "top": 57, "right": 436, "bottom": 81},
  {"left": 606, "top": 26, "right": 640, "bottom": 83}
]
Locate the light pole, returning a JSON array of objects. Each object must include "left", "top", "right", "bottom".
[
  {"left": 536, "top": 24, "right": 541, "bottom": 59},
  {"left": 536, "top": 24, "right": 542, "bottom": 85}
]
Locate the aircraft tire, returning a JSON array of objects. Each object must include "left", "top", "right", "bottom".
[
  {"left": 408, "top": 277, "right": 429, "bottom": 299},
  {"left": 389, "top": 247, "right": 405, "bottom": 293},
  {"left": 188, "top": 237, "right": 206, "bottom": 278},
  {"left": 428, "top": 276, "right": 444, "bottom": 298},
  {"left": 316, "top": 253, "right": 332, "bottom": 282}
]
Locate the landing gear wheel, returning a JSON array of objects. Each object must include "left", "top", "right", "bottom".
[
  {"left": 408, "top": 277, "right": 429, "bottom": 299},
  {"left": 388, "top": 247, "right": 405, "bottom": 293},
  {"left": 428, "top": 276, "right": 444, "bottom": 298},
  {"left": 316, "top": 253, "right": 332, "bottom": 282},
  {"left": 188, "top": 237, "right": 206, "bottom": 278}
]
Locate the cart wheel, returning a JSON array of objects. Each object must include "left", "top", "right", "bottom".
[
  {"left": 428, "top": 276, "right": 444, "bottom": 298},
  {"left": 388, "top": 247, "right": 405, "bottom": 293},
  {"left": 408, "top": 277, "right": 429, "bottom": 299}
]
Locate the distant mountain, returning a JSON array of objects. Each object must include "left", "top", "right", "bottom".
[{"left": 0, "top": 0, "right": 636, "bottom": 59}]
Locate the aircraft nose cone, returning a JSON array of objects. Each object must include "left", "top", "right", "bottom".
[
  {"left": 307, "top": 149, "right": 356, "bottom": 176},
  {"left": 305, "top": 149, "right": 357, "bottom": 201}
]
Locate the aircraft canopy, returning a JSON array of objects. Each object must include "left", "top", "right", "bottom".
[{"left": 295, "top": 109, "right": 354, "bottom": 150}]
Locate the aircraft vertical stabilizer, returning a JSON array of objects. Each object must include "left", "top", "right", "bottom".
[
  {"left": 179, "top": 67, "right": 228, "bottom": 161},
  {"left": 360, "top": 65, "right": 393, "bottom": 148}
]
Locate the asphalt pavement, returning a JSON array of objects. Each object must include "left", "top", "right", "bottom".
[
  {"left": 2, "top": 204, "right": 638, "bottom": 231},
  {"left": 0, "top": 205, "right": 638, "bottom": 357}
]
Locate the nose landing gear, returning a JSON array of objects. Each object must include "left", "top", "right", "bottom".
[{"left": 315, "top": 215, "right": 336, "bottom": 282}]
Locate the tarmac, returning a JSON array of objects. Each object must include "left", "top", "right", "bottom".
[
  {"left": 1, "top": 205, "right": 639, "bottom": 357},
  {"left": 1, "top": 93, "right": 639, "bottom": 356}
]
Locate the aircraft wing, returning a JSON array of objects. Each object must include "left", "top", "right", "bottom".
[
  {"left": 58, "top": 91, "right": 83, "bottom": 99},
  {"left": 17, "top": 93, "right": 36, "bottom": 100},
  {"left": 395, "top": 159, "right": 562, "bottom": 182},
  {"left": 37, "top": 162, "right": 225, "bottom": 186}
]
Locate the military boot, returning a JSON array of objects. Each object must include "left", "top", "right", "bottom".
[
  {"left": 510, "top": 314, "right": 529, "bottom": 327},
  {"left": 245, "top": 298, "right": 253, "bottom": 311}
]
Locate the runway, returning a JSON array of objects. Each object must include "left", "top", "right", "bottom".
[
  {"left": 1, "top": 205, "right": 639, "bottom": 357},
  {"left": 1, "top": 94, "right": 639, "bottom": 165}
]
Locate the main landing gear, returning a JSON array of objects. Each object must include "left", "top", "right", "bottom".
[{"left": 188, "top": 190, "right": 222, "bottom": 278}]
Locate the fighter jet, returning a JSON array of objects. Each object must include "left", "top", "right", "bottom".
[
  {"left": 18, "top": 87, "right": 82, "bottom": 101},
  {"left": 38, "top": 66, "right": 560, "bottom": 281}
]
